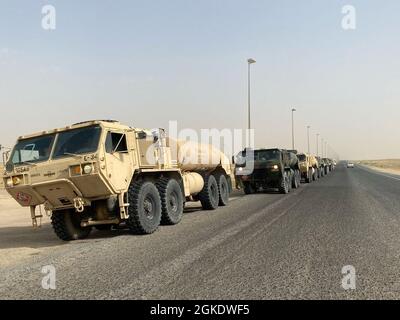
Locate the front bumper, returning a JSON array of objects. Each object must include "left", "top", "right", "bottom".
[{"left": 6, "top": 174, "right": 112, "bottom": 209}]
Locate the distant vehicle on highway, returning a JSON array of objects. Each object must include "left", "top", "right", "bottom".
[{"left": 347, "top": 162, "right": 355, "bottom": 168}]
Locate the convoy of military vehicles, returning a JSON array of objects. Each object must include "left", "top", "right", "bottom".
[
  {"left": 1, "top": 120, "right": 336, "bottom": 241},
  {"left": 234, "top": 148, "right": 334, "bottom": 194}
]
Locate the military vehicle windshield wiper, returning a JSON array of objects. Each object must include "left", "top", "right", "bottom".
[
  {"left": 63, "top": 152, "right": 82, "bottom": 158},
  {"left": 21, "top": 161, "right": 37, "bottom": 166}
]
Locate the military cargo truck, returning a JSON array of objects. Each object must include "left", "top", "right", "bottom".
[
  {"left": 234, "top": 148, "right": 301, "bottom": 195},
  {"left": 297, "top": 153, "right": 319, "bottom": 183},
  {"left": 310, "top": 155, "right": 319, "bottom": 180},
  {"left": 2, "top": 120, "right": 232, "bottom": 241},
  {"left": 322, "top": 158, "right": 330, "bottom": 175},
  {"left": 327, "top": 158, "right": 335, "bottom": 171}
]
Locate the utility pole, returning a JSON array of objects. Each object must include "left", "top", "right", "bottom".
[
  {"left": 247, "top": 58, "right": 256, "bottom": 147},
  {"left": 291, "top": 108, "right": 296, "bottom": 150}
]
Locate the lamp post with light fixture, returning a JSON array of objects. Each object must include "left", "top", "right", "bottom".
[
  {"left": 291, "top": 108, "right": 296, "bottom": 150},
  {"left": 247, "top": 58, "right": 256, "bottom": 147}
]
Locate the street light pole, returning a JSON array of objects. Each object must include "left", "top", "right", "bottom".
[
  {"left": 291, "top": 108, "right": 296, "bottom": 150},
  {"left": 316, "top": 133, "right": 320, "bottom": 157},
  {"left": 247, "top": 58, "right": 256, "bottom": 147},
  {"left": 307, "top": 126, "right": 311, "bottom": 154}
]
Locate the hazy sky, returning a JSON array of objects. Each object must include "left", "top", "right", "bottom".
[{"left": 0, "top": 0, "right": 399, "bottom": 160}]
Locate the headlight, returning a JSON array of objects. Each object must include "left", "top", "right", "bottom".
[
  {"left": 237, "top": 167, "right": 243, "bottom": 172},
  {"left": 6, "top": 178, "right": 13, "bottom": 187},
  {"left": 271, "top": 165, "right": 279, "bottom": 171},
  {"left": 12, "top": 176, "right": 22, "bottom": 185},
  {"left": 83, "top": 164, "right": 93, "bottom": 174},
  {"left": 70, "top": 165, "right": 82, "bottom": 176}
]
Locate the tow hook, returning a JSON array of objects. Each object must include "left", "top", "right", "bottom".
[{"left": 73, "top": 197, "right": 85, "bottom": 213}]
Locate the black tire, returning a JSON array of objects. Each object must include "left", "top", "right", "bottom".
[
  {"left": 295, "top": 170, "right": 301, "bottom": 188},
  {"left": 287, "top": 172, "right": 292, "bottom": 192},
  {"left": 156, "top": 177, "right": 184, "bottom": 225},
  {"left": 95, "top": 225, "right": 113, "bottom": 231},
  {"left": 292, "top": 170, "right": 299, "bottom": 189},
  {"left": 305, "top": 170, "right": 312, "bottom": 183},
  {"left": 126, "top": 180, "right": 162, "bottom": 234},
  {"left": 51, "top": 210, "right": 92, "bottom": 241},
  {"left": 243, "top": 182, "right": 254, "bottom": 195},
  {"left": 198, "top": 174, "right": 219, "bottom": 210},
  {"left": 217, "top": 174, "right": 230, "bottom": 206},
  {"left": 279, "top": 173, "right": 290, "bottom": 194},
  {"left": 313, "top": 169, "right": 317, "bottom": 181}
]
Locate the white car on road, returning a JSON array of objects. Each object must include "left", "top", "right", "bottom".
[{"left": 347, "top": 162, "right": 355, "bottom": 168}]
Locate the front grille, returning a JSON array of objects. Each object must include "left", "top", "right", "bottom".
[{"left": 252, "top": 168, "right": 268, "bottom": 180}]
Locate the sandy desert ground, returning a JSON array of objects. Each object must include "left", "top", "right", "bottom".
[{"left": 358, "top": 159, "right": 400, "bottom": 175}]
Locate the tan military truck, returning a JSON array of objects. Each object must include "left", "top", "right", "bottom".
[
  {"left": 297, "top": 153, "right": 319, "bottom": 183},
  {"left": 2, "top": 120, "right": 232, "bottom": 241}
]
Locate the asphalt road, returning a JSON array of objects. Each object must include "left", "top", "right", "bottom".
[{"left": 2, "top": 162, "right": 400, "bottom": 299}]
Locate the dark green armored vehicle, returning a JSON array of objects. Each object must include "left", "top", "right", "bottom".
[{"left": 235, "top": 148, "right": 301, "bottom": 195}]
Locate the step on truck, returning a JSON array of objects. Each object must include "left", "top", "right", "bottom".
[
  {"left": 234, "top": 148, "right": 301, "bottom": 195},
  {"left": 2, "top": 120, "right": 232, "bottom": 241}
]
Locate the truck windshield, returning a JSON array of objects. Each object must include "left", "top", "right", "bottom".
[
  {"left": 11, "top": 135, "right": 55, "bottom": 165},
  {"left": 53, "top": 126, "right": 102, "bottom": 159},
  {"left": 255, "top": 150, "right": 280, "bottom": 161},
  {"left": 298, "top": 154, "right": 306, "bottom": 161}
]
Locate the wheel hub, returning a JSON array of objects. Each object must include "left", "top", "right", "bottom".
[
  {"left": 169, "top": 192, "right": 178, "bottom": 212},
  {"left": 144, "top": 197, "right": 154, "bottom": 219}
]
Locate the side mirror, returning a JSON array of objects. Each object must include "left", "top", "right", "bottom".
[
  {"left": 137, "top": 131, "right": 147, "bottom": 140},
  {"left": 2, "top": 150, "right": 10, "bottom": 165}
]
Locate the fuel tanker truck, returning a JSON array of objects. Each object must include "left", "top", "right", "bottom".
[
  {"left": 2, "top": 120, "right": 232, "bottom": 241},
  {"left": 234, "top": 148, "right": 301, "bottom": 194}
]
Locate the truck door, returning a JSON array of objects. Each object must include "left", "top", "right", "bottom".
[{"left": 104, "top": 131, "right": 133, "bottom": 191}]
